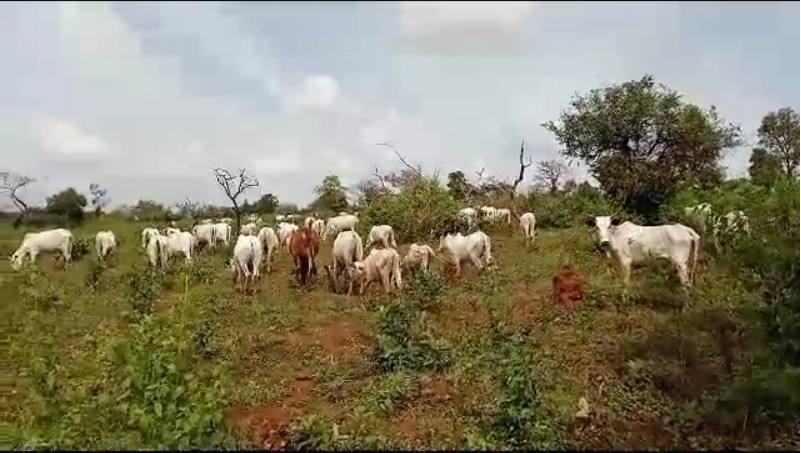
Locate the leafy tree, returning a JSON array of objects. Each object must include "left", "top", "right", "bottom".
[
  {"left": 757, "top": 107, "right": 800, "bottom": 177},
  {"left": 534, "top": 159, "right": 568, "bottom": 194},
  {"left": 277, "top": 202, "right": 299, "bottom": 214},
  {"left": 446, "top": 171, "right": 472, "bottom": 202},
  {"left": 252, "top": 193, "right": 279, "bottom": 214},
  {"left": 748, "top": 148, "right": 784, "bottom": 187},
  {"left": 45, "top": 187, "right": 87, "bottom": 224},
  {"left": 89, "top": 183, "right": 108, "bottom": 217},
  {"left": 312, "top": 175, "right": 349, "bottom": 213},
  {"left": 132, "top": 199, "right": 167, "bottom": 221},
  {"left": 543, "top": 74, "right": 741, "bottom": 221}
]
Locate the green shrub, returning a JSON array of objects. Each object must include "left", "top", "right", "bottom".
[{"left": 371, "top": 300, "right": 450, "bottom": 373}]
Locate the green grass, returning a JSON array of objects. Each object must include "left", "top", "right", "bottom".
[{"left": 1, "top": 218, "right": 796, "bottom": 449}]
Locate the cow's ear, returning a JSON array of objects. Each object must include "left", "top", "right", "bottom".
[
  {"left": 585, "top": 217, "right": 596, "bottom": 227},
  {"left": 610, "top": 218, "right": 621, "bottom": 226}
]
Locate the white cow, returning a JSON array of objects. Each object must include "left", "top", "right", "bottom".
[
  {"left": 587, "top": 216, "right": 700, "bottom": 287},
  {"left": 438, "top": 231, "right": 493, "bottom": 277},
  {"left": 166, "top": 231, "right": 195, "bottom": 263},
  {"left": 311, "top": 219, "right": 326, "bottom": 239},
  {"left": 304, "top": 216, "right": 316, "bottom": 229},
  {"left": 241, "top": 222, "right": 259, "bottom": 236},
  {"left": 257, "top": 227, "right": 279, "bottom": 273},
  {"left": 192, "top": 223, "right": 217, "bottom": 249},
  {"left": 366, "top": 225, "right": 397, "bottom": 249},
  {"left": 494, "top": 208, "right": 512, "bottom": 225},
  {"left": 146, "top": 233, "right": 170, "bottom": 269},
  {"left": 95, "top": 231, "right": 117, "bottom": 260},
  {"left": 220, "top": 218, "right": 233, "bottom": 225},
  {"left": 277, "top": 222, "right": 299, "bottom": 251},
  {"left": 212, "top": 222, "right": 231, "bottom": 246},
  {"left": 403, "top": 243, "right": 440, "bottom": 273},
  {"left": 479, "top": 206, "right": 497, "bottom": 219},
  {"left": 519, "top": 212, "right": 536, "bottom": 246},
  {"left": 200, "top": 219, "right": 214, "bottom": 225},
  {"left": 331, "top": 230, "right": 364, "bottom": 282},
  {"left": 276, "top": 214, "right": 286, "bottom": 222},
  {"left": 141, "top": 227, "right": 160, "bottom": 250},
  {"left": 459, "top": 207, "right": 477, "bottom": 228},
  {"left": 324, "top": 214, "right": 359, "bottom": 241},
  {"left": 347, "top": 248, "right": 403, "bottom": 296},
  {"left": 165, "top": 227, "right": 181, "bottom": 236},
  {"left": 229, "top": 234, "right": 263, "bottom": 293},
  {"left": 10, "top": 228, "right": 74, "bottom": 271}
]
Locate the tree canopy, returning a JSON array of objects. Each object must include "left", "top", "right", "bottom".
[
  {"left": 312, "top": 175, "right": 349, "bottom": 213},
  {"left": 756, "top": 107, "right": 799, "bottom": 177},
  {"left": 45, "top": 187, "right": 88, "bottom": 224},
  {"left": 748, "top": 147, "right": 784, "bottom": 187},
  {"left": 543, "top": 74, "right": 741, "bottom": 220}
]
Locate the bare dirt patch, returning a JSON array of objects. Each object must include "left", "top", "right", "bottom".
[
  {"left": 284, "top": 318, "right": 370, "bottom": 359},
  {"left": 390, "top": 374, "right": 459, "bottom": 442},
  {"left": 225, "top": 375, "right": 317, "bottom": 449}
]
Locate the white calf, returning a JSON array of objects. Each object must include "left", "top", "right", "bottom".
[
  {"left": 332, "top": 230, "right": 364, "bottom": 281},
  {"left": 366, "top": 224, "right": 397, "bottom": 249},
  {"left": 347, "top": 248, "right": 403, "bottom": 296},
  {"left": 257, "top": 227, "right": 279, "bottom": 273},
  {"left": 192, "top": 223, "right": 217, "bottom": 249},
  {"left": 10, "top": 228, "right": 74, "bottom": 271},
  {"left": 403, "top": 243, "right": 440, "bottom": 272},
  {"left": 95, "top": 231, "right": 117, "bottom": 260},
  {"left": 519, "top": 212, "right": 536, "bottom": 246},
  {"left": 229, "top": 235, "right": 263, "bottom": 293},
  {"left": 588, "top": 216, "right": 700, "bottom": 287},
  {"left": 438, "top": 231, "right": 492, "bottom": 277}
]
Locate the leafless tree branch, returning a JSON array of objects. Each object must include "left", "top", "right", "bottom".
[
  {"left": 511, "top": 140, "right": 532, "bottom": 201},
  {"left": 0, "top": 172, "right": 35, "bottom": 213},
  {"left": 375, "top": 141, "right": 422, "bottom": 176},
  {"left": 212, "top": 167, "right": 259, "bottom": 234}
]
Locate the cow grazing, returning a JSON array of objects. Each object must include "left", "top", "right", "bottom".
[
  {"left": 366, "top": 224, "right": 397, "bottom": 249},
  {"left": 166, "top": 231, "right": 195, "bottom": 263},
  {"left": 519, "top": 212, "right": 536, "bottom": 246},
  {"left": 438, "top": 231, "right": 493, "bottom": 277},
  {"left": 288, "top": 227, "right": 320, "bottom": 286},
  {"left": 257, "top": 227, "right": 279, "bottom": 273},
  {"left": 141, "top": 227, "right": 160, "bottom": 250},
  {"left": 192, "top": 223, "right": 217, "bottom": 250},
  {"left": 324, "top": 214, "right": 359, "bottom": 241},
  {"left": 230, "top": 235, "right": 263, "bottom": 293},
  {"left": 331, "top": 230, "right": 364, "bottom": 283},
  {"left": 212, "top": 222, "right": 231, "bottom": 246},
  {"left": 95, "top": 231, "right": 117, "bottom": 260},
  {"left": 10, "top": 228, "right": 74, "bottom": 271},
  {"left": 587, "top": 216, "right": 700, "bottom": 287},
  {"left": 403, "top": 243, "right": 440, "bottom": 273},
  {"left": 347, "top": 248, "right": 403, "bottom": 296},
  {"left": 146, "top": 233, "right": 169, "bottom": 269}
]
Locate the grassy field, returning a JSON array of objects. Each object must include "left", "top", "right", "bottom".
[{"left": 1, "top": 216, "right": 795, "bottom": 449}]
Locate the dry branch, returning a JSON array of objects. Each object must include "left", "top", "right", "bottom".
[{"left": 375, "top": 141, "right": 422, "bottom": 176}]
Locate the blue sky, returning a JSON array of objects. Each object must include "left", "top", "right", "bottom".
[{"left": 0, "top": 1, "right": 797, "bottom": 208}]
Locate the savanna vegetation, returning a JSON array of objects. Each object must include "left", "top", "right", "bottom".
[{"left": 2, "top": 75, "right": 798, "bottom": 450}]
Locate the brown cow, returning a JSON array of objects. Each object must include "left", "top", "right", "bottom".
[{"left": 288, "top": 227, "right": 320, "bottom": 286}]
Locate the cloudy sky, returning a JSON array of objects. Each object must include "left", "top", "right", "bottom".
[{"left": 1, "top": 1, "right": 798, "bottom": 208}]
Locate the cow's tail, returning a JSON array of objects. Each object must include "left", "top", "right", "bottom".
[
  {"left": 483, "top": 233, "right": 493, "bottom": 264},
  {"left": 66, "top": 233, "right": 74, "bottom": 262},
  {"left": 355, "top": 235, "right": 364, "bottom": 261},
  {"left": 389, "top": 229, "right": 397, "bottom": 248},
  {"left": 393, "top": 252, "right": 403, "bottom": 289},
  {"left": 688, "top": 228, "right": 699, "bottom": 284}
]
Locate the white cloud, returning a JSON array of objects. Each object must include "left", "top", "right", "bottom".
[
  {"left": 33, "top": 116, "right": 113, "bottom": 158},
  {"left": 399, "top": 1, "right": 537, "bottom": 37}
]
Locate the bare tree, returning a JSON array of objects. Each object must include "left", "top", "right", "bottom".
[
  {"left": 534, "top": 159, "right": 568, "bottom": 194},
  {"left": 1, "top": 172, "right": 35, "bottom": 227},
  {"left": 175, "top": 197, "right": 200, "bottom": 218},
  {"left": 212, "top": 167, "right": 259, "bottom": 235},
  {"left": 89, "top": 182, "right": 109, "bottom": 217},
  {"left": 510, "top": 140, "right": 533, "bottom": 205}
]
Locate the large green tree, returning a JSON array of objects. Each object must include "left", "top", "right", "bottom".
[
  {"left": 446, "top": 171, "right": 471, "bottom": 202},
  {"left": 543, "top": 74, "right": 741, "bottom": 220},
  {"left": 45, "top": 187, "right": 87, "bottom": 224},
  {"left": 312, "top": 175, "right": 349, "bottom": 213},
  {"left": 757, "top": 107, "right": 799, "bottom": 177},
  {"left": 252, "top": 193, "right": 279, "bottom": 214},
  {"left": 748, "top": 147, "right": 784, "bottom": 187}
]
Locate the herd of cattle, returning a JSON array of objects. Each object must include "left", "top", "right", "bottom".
[{"left": 6, "top": 202, "right": 751, "bottom": 294}]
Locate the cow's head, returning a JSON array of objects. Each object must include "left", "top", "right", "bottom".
[
  {"left": 586, "top": 216, "right": 621, "bottom": 248},
  {"left": 9, "top": 251, "right": 23, "bottom": 271}
]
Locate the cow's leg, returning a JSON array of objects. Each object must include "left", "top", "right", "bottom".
[
  {"left": 453, "top": 258, "right": 462, "bottom": 278},
  {"left": 380, "top": 271, "right": 391, "bottom": 295},
  {"left": 469, "top": 254, "right": 484, "bottom": 274}
]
